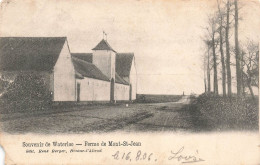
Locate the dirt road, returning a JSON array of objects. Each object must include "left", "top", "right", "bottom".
[
  {"left": 1, "top": 96, "right": 207, "bottom": 134},
  {"left": 123, "top": 95, "right": 203, "bottom": 132}
]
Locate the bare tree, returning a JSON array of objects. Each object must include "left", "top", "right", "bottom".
[
  {"left": 234, "top": 0, "right": 242, "bottom": 97},
  {"left": 203, "top": 51, "right": 207, "bottom": 93},
  {"left": 206, "top": 14, "right": 219, "bottom": 95},
  {"left": 201, "top": 43, "right": 208, "bottom": 93},
  {"left": 217, "top": 0, "right": 227, "bottom": 97},
  {"left": 241, "top": 40, "right": 259, "bottom": 100},
  {"left": 240, "top": 49, "right": 246, "bottom": 96},
  {"left": 207, "top": 41, "right": 211, "bottom": 93},
  {"left": 225, "top": 0, "right": 232, "bottom": 98},
  {"left": 203, "top": 39, "right": 212, "bottom": 93}
]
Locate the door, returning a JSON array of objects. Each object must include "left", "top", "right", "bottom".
[
  {"left": 129, "top": 84, "right": 132, "bottom": 101},
  {"left": 110, "top": 78, "right": 114, "bottom": 103},
  {"left": 77, "top": 83, "right": 80, "bottom": 102}
]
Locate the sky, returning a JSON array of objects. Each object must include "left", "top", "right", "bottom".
[{"left": 0, "top": 0, "right": 259, "bottom": 95}]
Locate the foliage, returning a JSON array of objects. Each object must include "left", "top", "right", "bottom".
[
  {"left": 0, "top": 73, "right": 51, "bottom": 113},
  {"left": 0, "top": 78, "right": 10, "bottom": 94},
  {"left": 191, "top": 93, "right": 258, "bottom": 130}
]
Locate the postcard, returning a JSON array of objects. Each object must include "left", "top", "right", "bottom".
[{"left": 0, "top": 0, "right": 259, "bottom": 164}]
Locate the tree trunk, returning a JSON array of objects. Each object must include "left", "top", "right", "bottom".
[
  {"left": 219, "top": 17, "right": 226, "bottom": 97},
  {"left": 217, "top": 0, "right": 226, "bottom": 97},
  {"left": 207, "top": 44, "right": 211, "bottom": 92},
  {"left": 204, "top": 78, "right": 207, "bottom": 93},
  {"left": 226, "top": 0, "right": 232, "bottom": 98},
  {"left": 245, "top": 75, "right": 255, "bottom": 101},
  {"left": 247, "top": 81, "right": 255, "bottom": 100},
  {"left": 212, "top": 35, "right": 218, "bottom": 95},
  {"left": 204, "top": 54, "right": 207, "bottom": 93},
  {"left": 241, "top": 52, "right": 245, "bottom": 97},
  {"left": 235, "top": 0, "right": 242, "bottom": 97}
]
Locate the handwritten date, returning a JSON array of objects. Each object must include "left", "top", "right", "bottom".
[{"left": 112, "top": 150, "right": 156, "bottom": 162}]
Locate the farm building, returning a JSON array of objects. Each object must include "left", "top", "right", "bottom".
[{"left": 0, "top": 37, "right": 137, "bottom": 102}]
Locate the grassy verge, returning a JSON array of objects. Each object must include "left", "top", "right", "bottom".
[
  {"left": 136, "top": 94, "right": 182, "bottom": 103},
  {"left": 188, "top": 93, "right": 258, "bottom": 131}
]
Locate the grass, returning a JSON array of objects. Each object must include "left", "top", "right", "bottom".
[{"left": 136, "top": 94, "right": 182, "bottom": 103}]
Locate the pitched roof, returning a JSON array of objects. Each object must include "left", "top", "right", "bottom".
[
  {"left": 116, "top": 53, "right": 134, "bottom": 77},
  {"left": 71, "top": 53, "right": 92, "bottom": 63},
  {"left": 115, "top": 72, "right": 129, "bottom": 85},
  {"left": 72, "top": 55, "right": 128, "bottom": 85},
  {"left": 92, "top": 39, "right": 116, "bottom": 53},
  {"left": 71, "top": 52, "right": 135, "bottom": 79},
  {"left": 72, "top": 57, "right": 110, "bottom": 81},
  {"left": 0, "top": 37, "right": 67, "bottom": 71}
]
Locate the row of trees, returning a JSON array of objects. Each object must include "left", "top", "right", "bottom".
[{"left": 203, "top": 0, "right": 259, "bottom": 99}]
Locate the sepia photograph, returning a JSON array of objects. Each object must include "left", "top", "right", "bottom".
[{"left": 0, "top": 0, "right": 259, "bottom": 164}]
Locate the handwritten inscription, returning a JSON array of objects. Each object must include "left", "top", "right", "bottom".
[
  {"left": 112, "top": 147, "right": 205, "bottom": 163},
  {"left": 112, "top": 150, "right": 156, "bottom": 162},
  {"left": 168, "top": 146, "right": 205, "bottom": 163}
]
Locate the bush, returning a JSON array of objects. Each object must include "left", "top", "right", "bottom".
[
  {"left": 0, "top": 73, "right": 51, "bottom": 113},
  {"left": 192, "top": 93, "right": 258, "bottom": 130},
  {"left": 0, "top": 78, "right": 10, "bottom": 93}
]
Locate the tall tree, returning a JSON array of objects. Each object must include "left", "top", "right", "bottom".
[
  {"left": 204, "top": 54, "right": 207, "bottom": 93},
  {"left": 234, "top": 0, "right": 242, "bottom": 97},
  {"left": 207, "top": 15, "right": 219, "bottom": 95},
  {"left": 241, "top": 50, "right": 246, "bottom": 96},
  {"left": 202, "top": 44, "right": 208, "bottom": 93},
  {"left": 225, "top": 0, "right": 232, "bottom": 98},
  {"left": 212, "top": 35, "right": 219, "bottom": 95},
  {"left": 203, "top": 39, "right": 212, "bottom": 93},
  {"left": 207, "top": 41, "right": 211, "bottom": 93},
  {"left": 217, "top": 0, "right": 226, "bottom": 97}
]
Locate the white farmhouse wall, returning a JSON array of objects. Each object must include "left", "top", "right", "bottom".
[
  {"left": 93, "top": 50, "right": 116, "bottom": 80},
  {"left": 53, "top": 41, "right": 76, "bottom": 101},
  {"left": 77, "top": 78, "right": 110, "bottom": 101},
  {"left": 129, "top": 57, "right": 137, "bottom": 100},
  {"left": 115, "top": 83, "right": 129, "bottom": 101}
]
